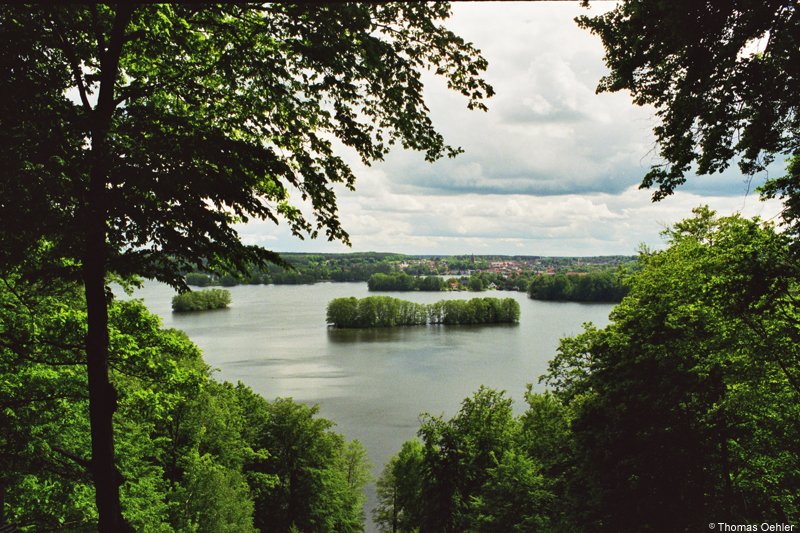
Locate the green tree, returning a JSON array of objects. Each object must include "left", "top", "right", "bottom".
[
  {"left": 177, "top": 452, "right": 256, "bottom": 533},
  {"left": 515, "top": 390, "right": 574, "bottom": 530},
  {"left": 0, "top": 280, "right": 212, "bottom": 531},
  {"left": 470, "top": 450, "right": 553, "bottom": 533},
  {"left": 374, "top": 440, "right": 425, "bottom": 533},
  {"left": 0, "top": 5, "right": 491, "bottom": 529},
  {"left": 239, "top": 397, "right": 369, "bottom": 532},
  {"left": 327, "top": 297, "right": 360, "bottom": 329},
  {"left": 380, "top": 388, "right": 561, "bottom": 532},
  {"left": 1, "top": 276, "right": 375, "bottom": 531},
  {"left": 468, "top": 276, "right": 484, "bottom": 292},
  {"left": 543, "top": 208, "right": 800, "bottom": 529},
  {"left": 418, "top": 387, "right": 518, "bottom": 532}
]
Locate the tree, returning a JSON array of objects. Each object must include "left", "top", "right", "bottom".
[
  {"left": 379, "top": 388, "right": 562, "bottom": 532},
  {"left": 0, "top": 5, "right": 491, "bottom": 529},
  {"left": 418, "top": 387, "right": 518, "bottom": 532},
  {"left": 178, "top": 452, "right": 257, "bottom": 533},
  {"left": 240, "top": 398, "right": 369, "bottom": 532},
  {"left": 468, "top": 276, "right": 484, "bottom": 292},
  {"left": 171, "top": 288, "right": 231, "bottom": 312},
  {"left": 578, "top": 1, "right": 799, "bottom": 225},
  {"left": 374, "top": 440, "right": 425, "bottom": 533},
  {"left": 543, "top": 208, "right": 800, "bottom": 529}
]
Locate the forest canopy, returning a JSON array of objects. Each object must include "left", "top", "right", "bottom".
[
  {"left": 527, "top": 269, "right": 629, "bottom": 303},
  {"left": 171, "top": 289, "right": 231, "bottom": 313},
  {"left": 377, "top": 209, "right": 800, "bottom": 531},
  {"left": 578, "top": 0, "right": 800, "bottom": 240}
]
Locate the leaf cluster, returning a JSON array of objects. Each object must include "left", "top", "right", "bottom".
[
  {"left": 171, "top": 288, "right": 231, "bottom": 313},
  {"left": 0, "top": 3, "right": 492, "bottom": 288},
  {"left": 578, "top": 0, "right": 799, "bottom": 199}
]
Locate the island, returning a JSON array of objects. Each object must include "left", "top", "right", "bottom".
[
  {"left": 172, "top": 288, "right": 232, "bottom": 312},
  {"left": 326, "top": 296, "right": 520, "bottom": 328}
]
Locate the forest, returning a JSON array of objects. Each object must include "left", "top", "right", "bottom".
[
  {"left": 367, "top": 272, "right": 447, "bottom": 292},
  {"left": 0, "top": 284, "right": 371, "bottom": 531},
  {"left": 184, "top": 253, "right": 401, "bottom": 286},
  {"left": 374, "top": 209, "right": 800, "bottom": 531},
  {"left": 326, "top": 296, "right": 521, "bottom": 328},
  {"left": 184, "top": 253, "right": 631, "bottom": 291}
]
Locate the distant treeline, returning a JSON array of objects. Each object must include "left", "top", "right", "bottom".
[
  {"left": 527, "top": 269, "right": 629, "bottom": 302},
  {"left": 185, "top": 252, "right": 400, "bottom": 287},
  {"left": 327, "top": 296, "right": 520, "bottom": 328},
  {"left": 367, "top": 272, "right": 446, "bottom": 291},
  {"left": 172, "top": 289, "right": 231, "bottom": 312},
  {"left": 184, "top": 252, "right": 637, "bottom": 288}
]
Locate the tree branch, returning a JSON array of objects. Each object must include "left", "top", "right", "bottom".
[
  {"left": 52, "top": 445, "right": 92, "bottom": 471},
  {"left": 91, "top": 4, "right": 106, "bottom": 57},
  {"left": 52, "top": 22, "right": 92, "bottom": 112}
]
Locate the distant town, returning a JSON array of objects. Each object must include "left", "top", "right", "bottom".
[
  {"left": 183, "top": 252, "right": 638, "bottom": 294},
  {"left": 393, "top": 254, "right": 636, "bottom": 277}
]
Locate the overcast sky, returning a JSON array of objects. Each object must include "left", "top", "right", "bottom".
[{"left": 239, "top": 2, "right": 784, "bottom": 257}]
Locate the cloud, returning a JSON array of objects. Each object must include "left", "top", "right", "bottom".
[
  {"left": 235, "top": 2, "right": 790, "bottom": 257},
  {"left": 238, "top": 174, "right": 784, "bottom": 257}
]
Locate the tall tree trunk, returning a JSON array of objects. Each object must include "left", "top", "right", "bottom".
[
  {"left": 84, "top": 234, "right": 130, "bottom": 532},
  {"left": 82, "top": 5, "right": 134, "bottom": 531}
]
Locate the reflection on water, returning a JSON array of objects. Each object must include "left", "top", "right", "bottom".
[
  {"left": 326, "top": 322, "right": 519, "bottom": 344},
  {"left": 122, "top": 280, "right": 614, "bottom": 532}
]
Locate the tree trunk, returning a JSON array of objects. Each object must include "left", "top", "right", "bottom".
[
  {"left": 84, "top": 243, "right": 130, "bottom": 532},
  {"left": 82, "top": 5, "right": 134, "bottom": 531}
]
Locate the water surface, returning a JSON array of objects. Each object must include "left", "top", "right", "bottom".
[{"left": 124, "top": 281, "right": 614, "bottom": 530}]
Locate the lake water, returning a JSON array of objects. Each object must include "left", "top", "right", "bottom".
[{"left": 122, "top": 280, "right": 614, "bottom": 531}]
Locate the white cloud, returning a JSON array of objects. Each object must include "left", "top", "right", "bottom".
[{"left": 236, "top": 2, "right": 790, "bottom": 257}]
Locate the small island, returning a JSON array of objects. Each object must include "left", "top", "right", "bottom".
[
  {"left": 172, "top": 288, "right": 232, "bottom": 312},
  {"left": 327, "top": 296, "right": 520, "bottom": 328}
]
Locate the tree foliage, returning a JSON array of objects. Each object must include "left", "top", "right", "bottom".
[
  {"left": 0, "top": 4, "right": 490, "bottom": 528},
  {"left": 0, "top": 3, "right": 493, "bottom": 285},
  {"left": 375, "top": 388, "right": 567, "bottom": 532},
  {"left": 326, "top": 296, "right": 520, "bottom": 328},
  {"left": 171, "top": 288, "right": 231, "bottom": 313},
  {"left": 0, "top": 280, "right": 371, "bottom": 532},
  {"left": 368, "top": 272, "right": 446, "bottom": 292},
  {"left": 527, "top": 269, "right": 629, "bottom": 302},
  {"left": 578, "top": 0, "right": 799, "bottom": 200},
  {"left": 544, "top": 207, "right": 800, "bottom": 529},
  {"left": 380, "top": 209, "right": 800, "bottom": 531}
]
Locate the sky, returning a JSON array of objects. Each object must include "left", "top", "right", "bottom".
[{"left": 238, "top": 2, "right": 785, "bottom": 257}]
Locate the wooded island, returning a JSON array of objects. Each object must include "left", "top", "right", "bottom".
[
  {"left": 172, "top": 289, "right": 232, "bottom": 312},
  {"left": 327, "top": 296, "right": 520, "bottom": 328}
]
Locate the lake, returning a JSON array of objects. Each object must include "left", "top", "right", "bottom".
[{"left": 123, "top": 280, "right": 614, "bottom": 531}]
